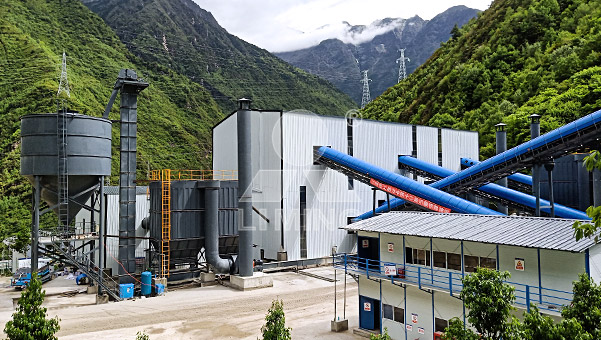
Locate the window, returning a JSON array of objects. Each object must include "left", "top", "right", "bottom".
[
  {"left": 405, "top": 247, "right": 413, "bottom": 264},
  {"left": 412, "top": 249, "right": 430, "bottom": 266},
  {"left": 447, "top": 253, "right": 461, "bottom": 271},
  {"left": 480, "top": 257, "right": 496, "bottom": 270},
  {"left": 435, "top": 318, "right": 448, "bottom": 333},
  {"left": 433, "top": 251, "right": 447, "bottom": 269},
  {"left": 464, "top": 255, "right": 479, "bottom": 273},
  {"left": 383, "top": 304, "right": 393, "bottom": 320},
  {"left": 383, "top": 304, "right": 404, "bottom": 324},
  {"left": 299, "top": 186, "right": 307, "bottom": 259}
]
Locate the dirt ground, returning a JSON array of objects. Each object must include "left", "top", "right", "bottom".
[{"left": 0, "top": 267, "right": 361, "bottom": 339}]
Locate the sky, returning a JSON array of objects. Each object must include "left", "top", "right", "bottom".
[{"left": 193, "top": 0, "right": 493, "bottom": 52}]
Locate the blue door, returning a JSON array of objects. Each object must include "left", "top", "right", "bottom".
[{"left": 359, "top": 295, "right": 376, "bottom": 330}]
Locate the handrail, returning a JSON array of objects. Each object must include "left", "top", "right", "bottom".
[
  {"left": 333, "top": 253, "right": 573, "bottom": 314},
  {"left": 149, "top": 169, "right": 237, "bottom": 181}
]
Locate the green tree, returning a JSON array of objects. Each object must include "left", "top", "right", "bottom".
[
  {"left": 4, "top": 273, "right": 60, "bottom": 340},
  {"left": 561, "top": 274, "right": 601, "bottom": 338},
  {"left": 370, "top": 327, "right": 391, "bottom": 340},
  {"left": 441, "top": 318, "right": 479, "bottom": 340},
  {"left": 573, "top": 150, "right": 601, "bottom": 242},
  {"left": 260, "top": 299, "right": 291, "bottom": 340}
]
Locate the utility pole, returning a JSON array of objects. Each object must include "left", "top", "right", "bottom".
[
  {"left": 396, "top": 48, "right": 410, "bottom": 83},
  {"left": 360, "top": 70, "right": 372, "bottom": 109},
  {"left": 57, "top": 51, "right": 70, "bottom": 98}
]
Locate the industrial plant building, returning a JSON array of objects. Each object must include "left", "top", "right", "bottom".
[{"left": 212, "top": 110, "right": 480, "bottom": 261}]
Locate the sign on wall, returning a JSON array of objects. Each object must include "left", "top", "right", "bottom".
[
  {"left": 515, "top": 258, "right": 525, "bottom": 271},
  {"left": 384, "top": 265, "right": 397, "bottom": 276},
  {"left": 412, "top": 313, "right": 418, "bottom": 323},
  {"left": 406, "top": 325, "right": 413, "bottom": 331},
  {"left": 387, "top": 243, "right": 394, "bottom": 252},
  {"left": 362, "top": 239, "right": 369, "bottom": 248},
  {"left": 369, "top": 178, "right": 451, "bottom": 213},
  {"left": 418, "top": 327, "right": 425, "bottom": 334},
  {"left": 364, "top": 302, "right": 371, "bottom": 312}
]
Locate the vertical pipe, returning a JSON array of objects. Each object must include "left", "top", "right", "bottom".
[
  {"left": 31, "top": 176, "right": 40, "bottom": 275},
  {"left": 530, "top": 114, "right": 541, "bottom": 216},
  {"left": 99, "top": 176, "right": 105, "bottom": 294},
  {"left": 537, "top": 248, "right": 542, "bottom": 304},
  {"left": 334, "top": 268, "right": 337, "bottom": 320},
  {"left": 237, "top": 98, "right": 254, "bottom": 277},
  {"left": 386, "top": 193, "right": 391, "bottom": 212},
  {"left": 404, "top": 286, "right": 407, "bottom": 339},
  {"left": 372, "top": 188, "right": 377, "bottom": 216},
  {"left": 496, "top": 244, "right": 499, "bottom": 271},
  {"left": 593, "top": 170, "right": 601, "bottom": 207},
  {"left": 432, "top": 292, "right": 435, "bottom": 337},
  {"left": 430, "top": 237, "right": 433, "bottom": 284},
  {"left": 379, "top": 279, "right": 383, "bottom": 334},
  {"left": 585, "top": 249, "right": 590, "bottom": 276},
  {"left": 495, "top": 123, "right": 508, "bottom": 214},
  {"left": 344, "top": 266, "right": 347, "bottom": 320},
  {"left": 545, "top": 162, "right": 555, "bottom": 217}
]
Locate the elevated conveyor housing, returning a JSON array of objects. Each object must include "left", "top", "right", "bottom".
[
  {"left": 355, "top": 108, "right": 601, "bottom": 221},
  {"left": 461, "top": 157, "right": 532, "bottom": 190},
  {"left": 314, "top": 146, "right": 503, "bottom": 216},
  {"left": 397, "top": 155, "right": 589, "bottom": 220}
]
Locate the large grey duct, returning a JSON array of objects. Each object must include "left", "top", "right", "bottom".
[
  {"left": 495, "top": 123, "right": 508, "bottom": 214},
  {"left": 237, "top": 98, "right": 253, "bottom": 277},
  {"left": 104, "top": 69, "right": 148, "bottom": 284},
  {"left": 204, "top": 182, "right": 234, "bottom": 273},
  {"left": 530, "top": 114, "right": 542, "bottom": 216}
]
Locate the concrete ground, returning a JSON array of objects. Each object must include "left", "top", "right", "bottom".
[{"left": 0, "top": 267, "right": 361, "bottom": 339}]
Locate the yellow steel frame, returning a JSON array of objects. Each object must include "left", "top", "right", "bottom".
[
  {"left": 160, "top": 169, "right": 171, "bottom": 278},
  {"left": 149, "top": 169, "right": 237, "bottom": 181}
]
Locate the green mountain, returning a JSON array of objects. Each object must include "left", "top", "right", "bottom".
[
  {"left": 81, "top": 0, "right": 357, "bottom": 114},
  {"left": 363, "top": 0, "right": 601, "bottom": 157}
]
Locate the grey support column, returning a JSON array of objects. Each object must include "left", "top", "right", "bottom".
[
  {"left": 545, "top": 162, "right": 555, "bottom": 217},
  {"left": 495, "top": 123, "right": 508, "bottom": 214},
  {"left": 31, "top": 176, "right": 40, "bottom": 275},
  {"left": 99, "top": 176, "right": 105, "bottom": 294},
  {"left": 237, "top": 99, "right": 254, "bottom": 277},
  {"left": 530, "top": 114, "right": 541, "bottom": 216}
]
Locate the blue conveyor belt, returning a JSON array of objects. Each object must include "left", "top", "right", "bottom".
[{"left": 461, "top": 157, "right": 532, "bottom": 187}]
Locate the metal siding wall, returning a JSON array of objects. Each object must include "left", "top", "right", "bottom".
[
  {"left": 251, "top": 112, "right": 282, "bottom": 260},
  {"left": 590, "top": 244, "right": 601, "bottom": 283},
  {"left": 416, "top": 126, "right": 438, "bottom": 183},
  {"left": 381, "top": 282, "right": 406, "bottom": 338},
  {"left": 441, "top": 129, "right": 479, "bottom": 172},
  {"left": 282, "top": 113, "right": 348, "bottom": 260},
  {"left": 213, "top": 113, "right": 238, "bottom": 172}
]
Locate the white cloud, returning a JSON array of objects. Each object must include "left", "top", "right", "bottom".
[{"left": 193, "top": 0, "right": 492, "bottom": 52}]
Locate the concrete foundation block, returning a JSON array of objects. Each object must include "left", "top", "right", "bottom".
[
  {"left": 96, "top": 294, "right": 109, "bottom": 304},
  {"left": 277, "top": 251, "right": 288, "bottom": 261},
  {"left": 200, "top": 272, "right": 216, "bottom": 282},
  {"left": 331, "top": 319, "right": 349, "bottom": 332},
  {"left": 87, "top": 285, "right": 98, "bottom": 294},
  {"left": 229, "top": 272, "right": 273, "bottom": 291}
]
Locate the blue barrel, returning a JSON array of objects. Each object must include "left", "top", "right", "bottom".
[{"left": 141, "top": 271, "right": 152, "bottom": 296}]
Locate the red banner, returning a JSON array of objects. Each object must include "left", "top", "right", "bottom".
[{"left": 369, "top": 178, "right": 451, "bottom": 213}]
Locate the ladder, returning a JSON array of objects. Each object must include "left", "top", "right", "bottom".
[
  {"left": 56, "top": 103, "right": 69, "bottom": 236},
  {"left": 161, "top": 169, "right": 171, "bottom": 278}
]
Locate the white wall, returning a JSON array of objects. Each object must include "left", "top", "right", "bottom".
[
  {"left": 590, "top": 244, "right": 601, "bottom": 283},
  {"left": 416, "top": 126, "right": 438, "bottom": 184},
  {"left": 381, "top": 281, "right": 406, "bottom": 340},
  {"left": 441, "top": 129, "right": 479, "bottom": 171},
  {"left": 405, "top": 285, "right": 433, "bottom": 339}
]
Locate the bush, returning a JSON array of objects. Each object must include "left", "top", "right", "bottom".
[
  {"left": 4, "top": 273, "right": 60, "bottom": 340},
  {"left": 260, "top": 299, "right": 291, "bottom": 340}
]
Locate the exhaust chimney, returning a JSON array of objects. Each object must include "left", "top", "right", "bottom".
[
  {"left": 495, "top": 123, "right": 508, "bottom": 214},
  {"left": 237, "top": 98, "right": 253, "bottom": 277},
  {"left": 530, "top": 114, "right": 541, "bottom": 216}
]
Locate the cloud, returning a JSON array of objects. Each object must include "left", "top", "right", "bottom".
[{"left": 193, "top": 0, "right": 492, "bottom": 52}]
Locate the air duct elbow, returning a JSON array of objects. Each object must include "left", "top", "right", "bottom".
[{"left": 204, "top": 183, "right": 234, "bottom": 274}]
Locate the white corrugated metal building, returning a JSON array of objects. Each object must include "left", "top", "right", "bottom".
[{"left": 212, "top": 110, "right": 479, "bottom": 261}]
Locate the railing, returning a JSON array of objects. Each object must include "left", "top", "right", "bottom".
[
  {"left": 148, "top": 169, "right": 237, "bottom": 181},
  {"left": 333, "top": 254, "right": 573, "bottom": 314}
]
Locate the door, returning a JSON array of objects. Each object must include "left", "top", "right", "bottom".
[
  {"left": 358, "top": 236, "right": 380, "bottom": 271},
  {"left": 359, "top": 295, "right": 380, "bottom": 330}
]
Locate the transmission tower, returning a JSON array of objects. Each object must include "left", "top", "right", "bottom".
[
  {"left": 360, "top": 70, "right": 372, "bottom": 108},
  {"left": 57, "top": 51, "right": 70, "bottom": 98},
  {"left": 396, "top": 48, "right": 410, "bottom": 83}
]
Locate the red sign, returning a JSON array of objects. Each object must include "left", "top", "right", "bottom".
[
  {"left": 362, "top": 239, "right": 369, "bottom": 248},
  {"left": 364, "top": 302, "right": 371, "bottom": 311},
  {"left": 369, "top": 178, "right": 451, "bottom": 213},
  {"left": 387, "top": 243, "right": 394, "bottom": 253}
]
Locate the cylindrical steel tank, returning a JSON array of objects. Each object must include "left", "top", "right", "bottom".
[
  {"left": 140, "top": 271, "right": 152, "bottom": 296},
  {"left": 20, "top": 112, "right": 112, "bottom": 224}
]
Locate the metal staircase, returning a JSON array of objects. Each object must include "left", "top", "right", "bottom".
[
  {"left": 56, "top": 104, "right": 69, "bottom": 236},
  {"left": 161, "top": 169, "right": 171, "bottom": 278}
]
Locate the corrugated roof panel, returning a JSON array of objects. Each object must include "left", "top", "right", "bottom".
[{"left": 344, "top": 212, "right": 595, "bottom": 252}]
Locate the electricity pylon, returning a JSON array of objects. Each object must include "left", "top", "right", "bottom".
[
  {"left": 360, "top": 70, "right": 372, "bottom": 109},
  {"left": 57, "top": 51, "right": 70, "bottom": 98},
  {"left": 396, "top": 49, "right": 410, "bottom": 83}
]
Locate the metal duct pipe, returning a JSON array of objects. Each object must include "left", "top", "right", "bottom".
[
  {"left": 204, "top": 182, "right": 234, "bottom": 274},
  {"left": 237, "top": 98, "right": 253, "bottom": 277},
  {"left": 530, "top": 114, "right": 541, "bottom": 216},
  {"left": 495, "top": 123, "right": 508, "bottom": 214}
]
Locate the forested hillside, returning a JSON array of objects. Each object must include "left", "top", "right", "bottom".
[
  {"left": 81, "top": 0, "right": 357, "bottom": 114},
  {"left": 363, "top": 0, "right": 601, "bottom": 157}
]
